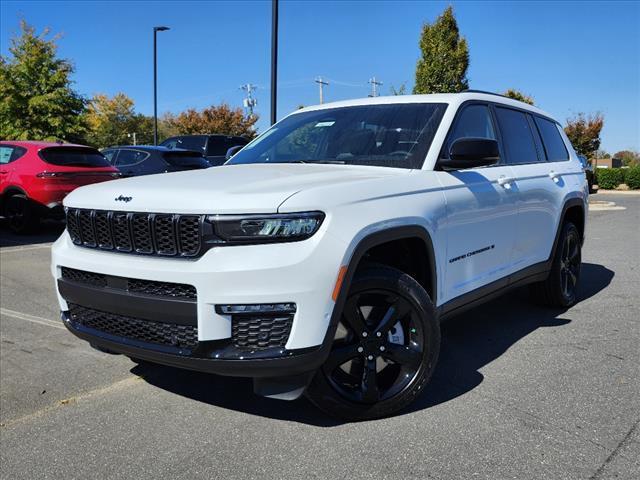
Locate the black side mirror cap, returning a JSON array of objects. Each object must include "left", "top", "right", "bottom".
[
  {"left": 225, "top": 145, "right": 244, "bottom": 160},
  {"left": 439, "top": 137, "right": 500, "bottom": 170}
]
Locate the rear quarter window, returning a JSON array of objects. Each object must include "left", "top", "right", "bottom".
[
  {"left": 40, "top": 147, "right": 111, "bottom": 167},
  {"left": 534, "top": 117, "right": 569, "bottom": 162}
]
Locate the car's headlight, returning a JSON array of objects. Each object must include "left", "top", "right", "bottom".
[{"left": 207, "top": 212, "right": 324, "bottom": 244}]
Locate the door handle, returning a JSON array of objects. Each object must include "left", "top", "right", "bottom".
[
  {"left": 497, "top": 176, "right": 515, "bottom": 188},
  {"left": 549, "top": 171, "right": 561, "bottom": 182},
  {"left": 0, "top": 171, "right": 8, "bottom": 175}
]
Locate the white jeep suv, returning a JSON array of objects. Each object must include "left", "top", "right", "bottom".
[{"left": 51, "top": 91, "right": 588, "bottom": 420}]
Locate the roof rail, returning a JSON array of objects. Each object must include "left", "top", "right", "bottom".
[{"left": 463, "top": 89, "right": 510, "bottom": 99}]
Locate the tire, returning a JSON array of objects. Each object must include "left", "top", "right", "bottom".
[
  {"left": 306, "top": 265, "right": 440, "bottom": 421},
  {"left": 5, "top": 194, "right": 40, "bottom": 234},
  {"left": 530, "top": 222, "right": 581, "bottom": 307}
]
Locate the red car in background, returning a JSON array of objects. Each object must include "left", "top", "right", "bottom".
[{"left": 0, "top": 141, "right": 120, "bottom": 233}]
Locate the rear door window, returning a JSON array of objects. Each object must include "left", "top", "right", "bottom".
[
  {"left": 0, "top": 146, "right": 14, "bottom": 164},
  {"left": 40, "top": 147, "right": 111, "bottom": 167},
  {"left": 102, "top": 149, "right": 118, "bottom": 164},
  {"left": 494, "top": 107, "right": 542, "bottom": 164},
  {"left": 534, "top": 117, "right": 569, "bottom": 162}
]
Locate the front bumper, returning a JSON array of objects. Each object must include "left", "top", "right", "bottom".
[
  {"left": 61, "top": 311, "right": 328, "bottom": 377},
  {"left": 51, "top": 224, "right": 348, "bottom": 376}
]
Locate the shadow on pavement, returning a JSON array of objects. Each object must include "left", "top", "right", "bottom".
[
  {"left": 133, "top": 262, "right": 614, "bottom": 426},
  {"left": 0, "top": 219, "right": 65, "bottom": 247}
]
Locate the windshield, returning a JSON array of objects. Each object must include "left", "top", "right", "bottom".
[
  {"left": 40, "top": 147, "right": 111, "bottom": 167},
  {"left": 228, "top": 103, "right": 447, "bottom": 169}
]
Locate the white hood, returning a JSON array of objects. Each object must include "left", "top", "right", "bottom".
[{"left": 63, "top": 163, "right": 408, "bottom": 214}]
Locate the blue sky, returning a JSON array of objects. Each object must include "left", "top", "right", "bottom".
[{"left": 1, "top": 0, "right": 639, "bottom": 153}]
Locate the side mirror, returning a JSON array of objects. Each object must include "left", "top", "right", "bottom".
[
  {"left": 439, "top": 138, "right": 499, "bottom": 170},
  {"left": 225, "top": 145, "right": 244, "bottom": 160}
]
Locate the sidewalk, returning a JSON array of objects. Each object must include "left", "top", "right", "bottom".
[{"left": 595, "top": 189, "right": 640, "bottom": 196}]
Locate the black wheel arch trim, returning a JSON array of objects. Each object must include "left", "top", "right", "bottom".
[
  {"left": 320, "top": 225, "right": 438, "bottom": 351},
  {"left": 551, "top": 197, "right": 586, "bottom": 259}
]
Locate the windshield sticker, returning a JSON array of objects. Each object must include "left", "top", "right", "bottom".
[{"left": 315, "top": 121, "right": 335, "bottom": 128}]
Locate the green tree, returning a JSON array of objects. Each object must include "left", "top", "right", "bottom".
[
  {"left": 0, "top": 21, "right": 86, "bottom": 141},
  {"left": 162, "top": 103, "right": 259, "bottom": 139},
  {"left": 84, "top": 93, "right": 152, "bottom": 147},
  {"left": 564, "top": 113, "right": 604, "bottom": 158},
  {"left": 413, "top": 6, "right": 469, "bottom": 94},
  {"left": 614, "top": 150, "right": 640, "bottom": 167},
  {"left": 503, "top": 89, "right": 534, "bottom": 105}
]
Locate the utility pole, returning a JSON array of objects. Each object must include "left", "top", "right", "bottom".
[
  {"left": 315, "top": 77, "right": 329, "bottom": 104},
  {"left": 153, "top": 26, "right": 170, "bottom": 145},
  {"left": 270, "top": 0, "right": 278, "bottom": 125},
  {"left": 240, "top": 83, "right": 258, "bottom": 116},
  {"left": 368, "top": 76, "right": 383, "bottom": 97},
  {"left": 127, "top": 132, "right": 137, "bottom": 146}
]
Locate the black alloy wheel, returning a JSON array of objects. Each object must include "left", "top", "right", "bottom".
[
  {"left": 306, "top": 265, "right": 440, "bottom": 420},
  {"left": 559, "top": 227, "right": 581, "bottom": 301},
  {"left": 530, "top": 221, "right": 582, "bottom": 307}
]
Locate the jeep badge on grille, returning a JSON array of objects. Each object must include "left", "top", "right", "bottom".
[{"left": 115, "top": 195, "right": 132, "bottom": 202}]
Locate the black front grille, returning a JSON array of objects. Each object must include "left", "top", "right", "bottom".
[
  {"left": 61, "top": 267, "right": 107, "bottom": 288},
  {"left": 127, "top": 278, "right": 197, "bottom": 300},
  {"left": 61, "top": 267, "right": 197, "bottom": 300},
  {"left": 69, "top": 303, "right": 198, "bottom": 349},
  {"left": 66, "top": 208, "right": 203, "bottom": 258},
  {"left": 232, "top": 315, "right": 293, "bottom": 350}
]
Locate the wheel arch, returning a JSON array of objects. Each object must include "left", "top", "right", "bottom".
[
  {"left": 550, "top": 197, "right": 586, "bottom": 262},
  {"left": 0, "top": 185, "right": 28, "bottom": 211},
  {"left": 321, "top": 225, "right": 438, "bottom": 347}
]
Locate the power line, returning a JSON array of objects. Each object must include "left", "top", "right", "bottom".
[
  {"left": 315, "top": 76, "right": 329, "bottom": 104},
  {"left": 368, "top": 76, "right": 383, "bottom": 97}
]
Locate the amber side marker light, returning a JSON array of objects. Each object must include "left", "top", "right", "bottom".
[{"left": 332, "top": 265, "right": 348, "bottom": 302}]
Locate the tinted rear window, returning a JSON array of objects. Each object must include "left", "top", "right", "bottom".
[
  {"left": 163, "top": 152, "right": 210, "bottom": 169},
  {"left": 40, "top": 147, "right": 110, "bottom": 167},
  {"left": 534, "top": 117, "right": 569, "bottom": 162},
  {"left": 206, "top": 137, "right": 248, "bottom": 156},
  {"left": 161, "top": 136, "right": 207, "bottom": 153}
]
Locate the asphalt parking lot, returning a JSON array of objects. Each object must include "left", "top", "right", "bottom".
[{"left": 1, "top": 193, "right": 638, "bottom": 480}]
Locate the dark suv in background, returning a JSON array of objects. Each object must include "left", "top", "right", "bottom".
[
  {"left": 160, "top": 134, "right": 249, "bottom": 166},
  {"left": 102, "top": 146, "right": 210, "bottom": 177}
]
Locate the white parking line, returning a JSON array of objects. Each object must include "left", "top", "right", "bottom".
[
  {"left": 0, "top": 244, "right": 53, "bottom": 253},
  {"left": 0, "top": 308, "right": 65, "bottom": 330}
]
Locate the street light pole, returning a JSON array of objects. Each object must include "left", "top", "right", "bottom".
[
  {"left": 270, "top": 0, "right": 278, "bottom": 125},
  {"left": 153, "top": 26, "right": 170, "bottom": 145}
]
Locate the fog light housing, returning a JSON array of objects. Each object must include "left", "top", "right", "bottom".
[{"left": 216, "top": 303, "right": 297, "bottom": 315}]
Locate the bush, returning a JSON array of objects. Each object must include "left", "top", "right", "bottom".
[
  {"left": 625, "top": 166, "right": 640, "bottom": 190},
  {"left": 596, "top": 168, "right": 625, "bottom": 189}
]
